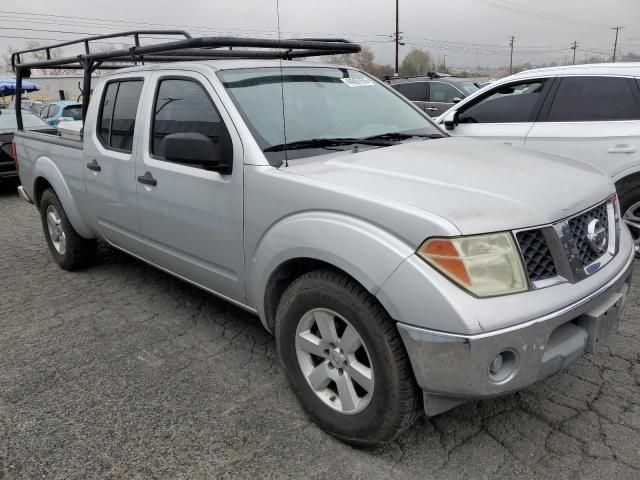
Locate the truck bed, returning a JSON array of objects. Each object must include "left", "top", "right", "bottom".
[{"left": 14, "top": 129, "right": 85, "bottom": 207}]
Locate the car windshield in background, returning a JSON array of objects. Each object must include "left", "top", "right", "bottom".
[
  {"left": 0, "top": 111, "right": 49, "bottom": 130},
  {"left": 457, "top": 81, "right": 480, "bottom": 95},
  {"left": 218, "top": 67, "right": 442, "bottom": 162},
  {"left": 62, "top": 105, "right": 83, "bottom": 121}
]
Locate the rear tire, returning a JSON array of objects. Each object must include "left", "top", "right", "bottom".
[
  {"left": 275, "top": 269, "right": 421, "bottom": 447},
  {"left": 617, "top": 177, "right": 640, "bottom": 258},
  {"left": 39, "top": 188, "right": 96, "bottom": 270}
]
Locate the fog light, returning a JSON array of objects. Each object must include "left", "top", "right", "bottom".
[
  {"left": 489, "top": 354, "right": 504, "bottom": 375},
  {"left": 488, "top": 350, "right": 518, "bottom": 383}
]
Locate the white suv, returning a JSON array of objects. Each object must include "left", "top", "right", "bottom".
[{"left": 436, "top": 63, "right": 640, "bottom": 254}]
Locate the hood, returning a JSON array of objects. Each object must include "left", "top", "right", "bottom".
[{"left": 284, "top": 137, "right": 613, "bottom": 234}]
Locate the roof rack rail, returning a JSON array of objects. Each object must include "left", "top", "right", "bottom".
[
  {"left": 384, "top": 72, "right": 452, "bottom": 82},
  {"left": 11, "top": 30, "right": 361, "bottom": 129}
]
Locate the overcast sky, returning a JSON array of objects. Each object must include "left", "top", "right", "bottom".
[{"left": 1, "top": 0, "right": 639, "bottom": 69}]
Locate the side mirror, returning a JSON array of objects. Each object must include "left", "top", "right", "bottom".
[
  {"left": 443, "top": 110, "right": 459, "bottom": 131},
  {"left": 452, "top": 97, "right": 462, "bottom": 104},
  {"left": 162, "top": 131, "right": 233, "bottom": 174}
]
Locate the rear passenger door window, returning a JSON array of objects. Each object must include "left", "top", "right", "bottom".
[
  {"left": 545, "top": 76, "right": 640, "bottom": 122},
  {"left": 458, "top": 80, "right": 548, "bottom": 124},
  {"left": 97, "top": 80, "right": 144, "bottom": 153},
  {"left": 150, "top": 78, "right": 229, "bottom": 165},
  {"left": 394, "top": 82, "right": 428, "bottom": 102}
]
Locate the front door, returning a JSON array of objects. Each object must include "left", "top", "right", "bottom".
[
  {"left": 135, "top": 73, "right": 246, "bottom": 303},
  {"left": 448, "top": 78, "right": 553, "bottom": 147},
  {"left": 84, "top": 77, "right": 147, "bottom": 258},
  {"left": 423, "top": 81, "right": 460, "bottom": 117}
]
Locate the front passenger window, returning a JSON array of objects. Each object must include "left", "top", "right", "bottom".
[
  {"left": 458, "top": 80, "right": 546, "bottom": 124},
  {"left": 151, "top": 78, "right": 228, "bottom": 162},
  {"left": 430, "top": 83, "right": 461, "bottom": 103}
]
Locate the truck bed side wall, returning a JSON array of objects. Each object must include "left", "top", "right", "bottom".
[{"left": 15, "top": 131, "right": 94, "bottom": 238}]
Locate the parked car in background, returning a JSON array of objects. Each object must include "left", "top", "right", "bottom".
[
  {"left": 7, "top": 98, "right": 47, "bottom": 116},
  {"left": 0, "top": 110, "right": 50, "bottom": 181},
  {"left": 40, "top": 101, "right": 83, "bottom": 127},
  {"left": 436, "top": 63, "right": 640, "bottom": 255},
  {"left": 387, "top": 74, "right": 481, "bottom": 116}
]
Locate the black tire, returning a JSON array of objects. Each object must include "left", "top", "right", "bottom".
[
  {"left": 39, "top": 188, "right": 96, "bottom": 270},
  {"left": 275, "top": 269, "right": 421, "bottom": 447},
  {"left": 616, "top": 176, "right": 640, "bottom": 257}
]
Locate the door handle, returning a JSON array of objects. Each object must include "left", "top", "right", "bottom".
[
  {"left": 86, "top": 159, "right": 101, "bottom": 172},
  {"left": 607, "top": 145, "right": 637, "bottom": 154},
  {"left": 137, "top": 171, "right": 157, "bottom": 187},
  {"left": 426, "top": 107, "right": 438, "bottom": 111}
]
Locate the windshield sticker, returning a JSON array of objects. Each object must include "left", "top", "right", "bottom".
[{"left": 340, "top": 77, "right": 376, "bottom": 87}]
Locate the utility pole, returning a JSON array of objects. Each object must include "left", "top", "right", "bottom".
[
  {"left": 611, "top": 26, "right": 624, "bottom": 62},
  {"left": 443, "top": 55, "right": 447, "bottom": 71},
  {"left": 571, "top": 41, "right": 578, "bottom": 65},
  {"left": 395, "top": 0, "right": 400, "bottom": 76},
  {"left": 509, "top": 36, "right": 515, "bottom": 75}
]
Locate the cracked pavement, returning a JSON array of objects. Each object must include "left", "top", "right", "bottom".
[{"left": 1, "top": 181, "right": 639, "bottom": 479}]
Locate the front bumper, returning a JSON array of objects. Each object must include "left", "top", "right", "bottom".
[{"left": 397, "top": 243, "right": 635, "bottom": 416}]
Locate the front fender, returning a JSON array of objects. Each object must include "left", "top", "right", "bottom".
[
  {"left": 248, "top": 211, "right": 416, "bottom": 327},
  {"left": 33, "top": 157, "right": 94, "bottom": 239}
]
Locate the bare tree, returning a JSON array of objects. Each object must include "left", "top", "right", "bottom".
[
  {"left": 329, "top": 46, "right": 394, "bottom": 79},
  {"left": 400, "top": 48, "right": 433, "bottom": 76}
]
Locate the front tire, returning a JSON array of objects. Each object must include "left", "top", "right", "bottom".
[
  {"left": 39, "top": 188, "right": 96, "bottom": 270},
  {"left": 275, "top": 269, "right": 420, "bottom": 447},
  {"left": 617, "top": 177, "right": 640, "bottom": 257}
]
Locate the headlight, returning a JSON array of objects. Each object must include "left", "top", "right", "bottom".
[{"left": 417, "top": 232, "right": 528, "bottom": 297}]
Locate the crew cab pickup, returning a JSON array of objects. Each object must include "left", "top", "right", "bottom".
[{"left": 14, "top": 50, "right": 635, "bottom": 446}]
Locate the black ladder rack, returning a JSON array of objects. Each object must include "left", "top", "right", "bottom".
[{"left": 11, "top": 30, "right": 361, "bottom": 129}]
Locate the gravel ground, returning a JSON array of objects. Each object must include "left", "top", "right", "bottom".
[{"left": 1, "top": 180, "right": 640, "bottom": 480}]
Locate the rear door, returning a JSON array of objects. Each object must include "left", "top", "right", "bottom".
[
  {"left": 525, "top": 75, "right": 640, "bottom": 179},
  {"left": 135, "top": 72, "right": 246, "bottom": 302},
  {"left": 84, "top": 76, "right": 147, "bottom": 258},
  {"left": 448, "top": 78, "right": 553, "bottom": 147},
  {"left": 393, "top": 82, "right": 429, "bottom": 112},
  {"left": 424, "top": 81, "right": 463, "bottom": 117}
]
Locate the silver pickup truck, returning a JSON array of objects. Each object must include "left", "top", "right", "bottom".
[{"left": 12, "top": 36, "right": 635, "bottom": 447}]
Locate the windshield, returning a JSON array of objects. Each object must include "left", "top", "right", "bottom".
[
  {"left": 218, "top": 67, "right": 442, "bottom": 162},
  {"left": 0, "top": 112, "right": 49, "bottom": 130},
  {"left": 62, "top": 105, "right": 83, "bottom": 120},
  {"left": 457, "top": 81, "right": 480, "bottom": 95}
]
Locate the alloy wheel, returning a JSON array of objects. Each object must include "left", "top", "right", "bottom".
[
  {"left": 46, "top": 205, "right": 66, "bottom": 255},
  {"left": 623, "top": 200, "right": 640, "bottom": 256},
  {"left": 295, "top": 308, "right": 374, "bottom": 415}
]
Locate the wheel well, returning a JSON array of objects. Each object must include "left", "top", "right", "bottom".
[
  {"left": 264, "top": 258, "right": 357, "bottom": 333},
  {"left": 33, "top": 177, "right": 53, "bottom": 208}
]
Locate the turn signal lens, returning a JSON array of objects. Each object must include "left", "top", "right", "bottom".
[{"left": 417, "top": 233, "right": 528, "bottom": 297}]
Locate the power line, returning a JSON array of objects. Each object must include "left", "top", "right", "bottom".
[{"left": 471, "top": 0, "right": 607, "bottom": 29}]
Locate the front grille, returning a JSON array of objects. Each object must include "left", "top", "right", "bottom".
[
  {"left": 568, "top": 202, "right": 609, "bottom": 267},
  {"left": 516, "top": 229, "right": 557, "bottom": 282}
]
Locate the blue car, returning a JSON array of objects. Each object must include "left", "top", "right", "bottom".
[{"left": 40, "top": 101, "right": 82, "bottom": 127}]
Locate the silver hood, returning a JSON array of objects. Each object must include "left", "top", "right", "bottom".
[{"left": 284, "top": 137, "right": 614, "bottom": 234}]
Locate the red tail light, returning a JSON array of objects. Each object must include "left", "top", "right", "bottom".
[{"left": 11, "top": 138, "right": 18, "bottom": 171}]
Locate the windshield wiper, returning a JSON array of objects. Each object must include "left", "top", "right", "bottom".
[
  {"left": 363, "top": 132, "right": 445, "bottom": 141},
  {"left": 263, "top": 137, "right": 394, "bottom": 153}
]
